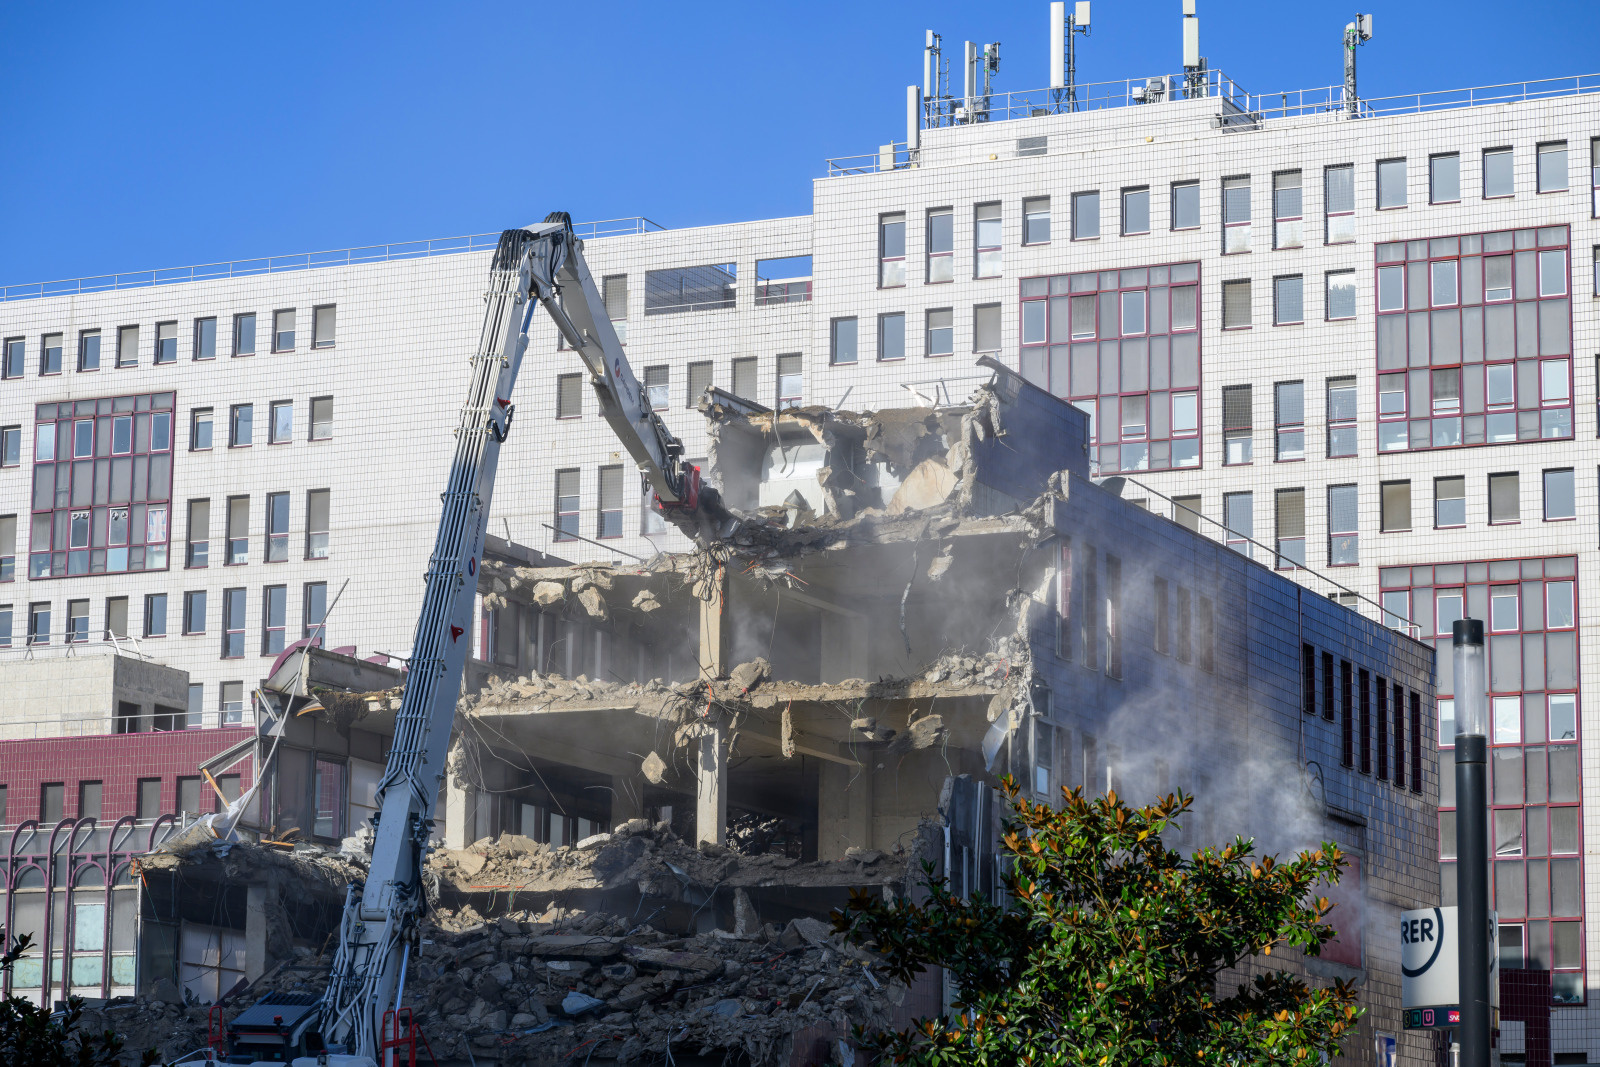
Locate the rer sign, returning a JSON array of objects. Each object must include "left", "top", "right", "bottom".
[{"left": 1400, "top": 905, "right": 1498, "bottom": 1029}]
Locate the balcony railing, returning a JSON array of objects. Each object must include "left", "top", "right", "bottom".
[
  {"left": 1, "top": 217, "right": 666, "bottom": 303},
  {"left": 754, "top": 279, "right": 812, "bottom": 306}
]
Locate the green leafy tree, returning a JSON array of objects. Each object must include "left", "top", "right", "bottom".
[
  {"left": 0, "top": 934, "right": 157, "bottom": 1067},
  {"left": 835, "top": 779, "right": 1362, "bottom": 1065}
]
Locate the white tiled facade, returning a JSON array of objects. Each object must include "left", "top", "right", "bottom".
[{"left": 2, "top": 71, "right": 1599, "bottom": 1047}]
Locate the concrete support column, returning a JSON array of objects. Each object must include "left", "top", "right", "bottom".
[
  {"left": 244, "top": 884, "right": 269, "bottom": 982},
  {"left": 444, "top": 775, "right": 475, "bottom": 850},
  {"left": 817, "top": 761, "right": 874, "bottom": 859},
  {"left": 698, "top": 564, "right": 730, "bottom": 681},
  {"left": 695, "top": 723, "right": 727, "bottom": 849},
  {"left": 611, "top": 774, "right": 645, "bottom": 829}
]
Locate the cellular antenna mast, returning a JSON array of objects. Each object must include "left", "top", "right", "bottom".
[
  {"left": 924, "top": 31, "right": 949, "bottom": 126},
  {"left": 1344, "top": 13, "right": 1374, "bottom": 116},
  {"left": 1050, "top": 2, "right": 1091, "bottom": 112},
  {"left": 1182, "top": 0, "right": 1206, "bottom": 98}
]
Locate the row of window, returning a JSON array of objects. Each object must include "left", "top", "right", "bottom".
[
  {"left": 0, "top": 581, "right": 328, "bottom": 659},
  {"left": 1052, "top": 541, "right": 1217, "bottom": 677},
  {"left": 1301, "top": 644, "right": 1425, "bottom": 793},
  {"left": 1219, "top": 468, "right": 1578, "bottom": 574},
  {"left": 872, "top": 139, "right": 1599, "bottom": 288},
  {"left": 0, "top": 306, "right": 336, "bottom": 381},
  {"left": 0, "top": 772, "right": 244, "bottom": 827},
  {"left": 828, "top": 305, "right": 1002, "bottom": 366},
  {"left": 555, "top": 357, "right": 805, "bottom": 419},
  {"left": 0, "top": 396, "right": 335, "bottom": 470},
  {"left": 0, "top": 488, "right": 330, "bottom": 589}
]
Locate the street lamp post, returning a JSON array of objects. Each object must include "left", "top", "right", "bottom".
[{"left": 1453, "top": 618, "right": 1491, "bottom": 1067}]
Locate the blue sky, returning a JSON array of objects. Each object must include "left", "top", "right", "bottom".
[{"left": 2, "top": 1, "right": 1595, "bottom": 283}]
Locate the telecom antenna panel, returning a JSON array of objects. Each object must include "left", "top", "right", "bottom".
[
  {"left": 1050, "top": 1, "right": 1090, "bottom": 112},
  {"left": 1343, "top": 13, "right": 1374, "bottom": 116}
]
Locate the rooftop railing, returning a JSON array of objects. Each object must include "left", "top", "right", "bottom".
[
  {"left": 825, "top": 70, "right": 1600, "bottom": 176},
  {"left": 1, "top": 217, "right": 665, "bottom": 304}
]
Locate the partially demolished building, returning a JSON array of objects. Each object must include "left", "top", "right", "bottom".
[{"left": 92, "top": 365, "right": 1441, "bottom": 1064}]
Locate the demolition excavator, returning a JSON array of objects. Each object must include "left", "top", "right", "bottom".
[{"left": 219, "top": 215, "right": 717, "bottom": 1066}]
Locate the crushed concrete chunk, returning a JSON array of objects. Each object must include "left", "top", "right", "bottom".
[
  {"left": 728, "top": 658, "right": 771, "bottom": 692},
  {"left": 575, "top": 832, "right": 611, "bottom": 850},
  {"left": 577, "top": 585, "right": 609, "bottom": 620},
  {"left": 448, "top": 850, "right": 487, "bottom": 877},
  {"left": 562, "top": 991, "right": 607, "bottom": 1016},
  {"left": 632, "top": 589, "right": 661, "bottom": 612},
  {"left": 532, "top": 581, "right": 566, "bottom": 606},
  {"left": 888, "top": 457, "right": 957, "bottom": 514},
  {"left": 641, "top": 750, "right": 668, "bottom": 785}
]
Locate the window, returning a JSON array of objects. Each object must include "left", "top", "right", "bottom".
[
  {"left": 155, "top": 321, "right": 177, "bottom": 364},
  {"left": 1375, "top": 225, "right": 1573, "bottom": 451},
  {"left": 1019, "top": 261, "right": 1202, "bottom": 473},
  {"left": 1328, "top": 484, "right": 1358, "bottom": 564},
  {"left": 183, "top": 590, "right": 206, "bottom": 634},
  {"left": 777, "top": 353, "right": 802, "bottom": 408},
  {"left": 137, "top": 779, "right": 162, "bottom": 820},
  {"left": 187, "top": 499, "right": 210, "bottom": 567},
  {"left": 1325, "top": 164, "right": 1355, "bottom": 242},
  {"left": 1381, "top": 481, "right": 1412, "bottom": 531},
  {"left": 264, "top": 492, "right": 289, "bottom": 562},
  {"left": 1544, "top": 468, "right": 1575, "bottom": 520},
  {"left": 1, "top": 426, "right": 17, "bottom": 467},
  {"left": 731, "top": 357, "right": 757, "bottom": 400},
  {"left": 1530, "top": 142, "right": 1568, "bottom": 195},
  {"left": 272, "top": 309, "right": 295, "bottom": 351},
  {"left": 597, "top": 465, "right": 624, "bottom": 538},
  {"left": 222, "top": 588, "right": 245, "bottom": 658},
  {"left": 144, "top": 593, "right": 167, "bottom": 638},
  {"left": 1222, "top": 279, "right": 1252, "bottom": 328},
  {"left": 0, "top": 337, "right": 22, "bottom": 379},
  {"left": 27, "top": 602, "right": 50, "bottom": 645},
  {"left": 312, "top": 305, "right": 336, "bottom": 348},
  {"left": 0, "top": 514, "right": 14, "bottom": 581},
  {"left": 645, "top": 264, "right": 736, "bottom": 314},
  {"left": 76, "top": 780, "right": 102, "bottom": 820},
  {"left": 267, "top": 400, "right": 292, "bottom": 445},
  {"left": 556, "top": 373, "right": 582, "bottom": 419},
  {"left": 226, "top": 496, "right": 249, "bottom": 564},
  {"left": 229, "top": 404, "right": 253, "bottom": 447},
  {"left": 29, "top": 392, "right": 175, "bottom": 579},
  {"left": 1222, "top": 385, "right": 1252, "bottom": 464},
  {"left": 1274, "top": 382, "right": 1304, "bottom": 460},
  {"left": 74, "top": 329, "right": 100, "bottom": 372},
  {"left": 116, "top": 325, "right": 139, "bottom": 367},
  {"left": 1197, "top": 596, "right": 1214, "bottom": 673},
  {"left": 643, "top": 367, "right": 669, "bottom": 411},
  {"left": 1435, "top": 476, "right": 1466, "bottom": 527},
  {"left": 309, "top": 396, "right": 333, "bottom": 440},
  {"left": 1376, "top": 158, "right": 1407, "bottom": 209},
  {"left": 1272, "top": 171, "right": 1302, "bottom": 249},
  {"left": 554, "top": 470, "right": 579, "bottom": 540},
  {"left": 39, "top": 332, "right": 62, "bottom": 375},
  {"left": 1223, "top": 492, "right": 1253, "bottom": 556},
  {"left": 220, "top": 681, "right": 244, "bottom": 726},
  {"left": 0, "top": 604, "right": 11, "bottom": 648},
  {"left": 602, "top": 275, "right": 629, "bottom": 340},
  {"left": 878, "top": 213, "right": 906, "bottom": 287},
  {"left": 877, "top": 312, "right": 905, "bottom": 361},
  {"left": 233, "top": 313, "right": 256, "bottom": 356},
  {"left": 1171, "top": 181, "right": 1200, "bottom": 230},
  {"left": 194, "top": 317, "right": 217, "bottom": 360},
  {"left": 829, "top": 318, "right": 858, "bottom": 365},
  {"left": 40, "top": 782, "right": 63, "bottom": 824},
  {"left": 66, "top": 599, "right": 88, "bottom": 643},
  {"left": 1122, "top": 187, "right": 1150, "bottom": 236},
  {"left": 314, "top": 759, "right": 346, "bottom": 839},
  {"left": 1023, "top": 197, "right": 1050, "bottom": 244},
  {"left": 1273, "top": 275, "right": 1304, "bottom": 325},
  {"left": 686, "top": 361, "right": 713, "bottom": 405},
  {"left": 191, "top": 408, "right": 213, "bottom": 450},
  {"left": 1489, "top": 472, "right": 1520, "bottom": 523},
  {"left": 1105, "top": 555, "right": 1122, "bottom": 679},
  {"left": 258, "top": 584, "right": 287, "bottom": 655},
  {"left": 1482, "top": 147, "right": 1514, "bottom": 198},
  {"left": 973, "top": 304, "right": 1000, "bottom": 353},
  {"left": 305, "top": 489, "right": 329, "bottom": 559},
  {"left": 1275, "top": 488, "right": 1306, "bottom": 568},
  {"left": 1431, "top": 153, "right": 1461, "bottom": 203},
  {"left": 1221, "top": 176, "right": 1250, "bottom": 252},
  {"left": 926, "top": 208, "right": 954, "bottom": 283},
  {"left": 1326, "top": 270, "right": 1356, "bottom": 320},
  {"left": 303, "top": 582, "right": 328, "bottom": 643},
  {"left": 975, "top": 203, "right": 1002, "bottom": 275},
  {"left": 1154, "top": 576, "right": 1170, "bottom": 653}
]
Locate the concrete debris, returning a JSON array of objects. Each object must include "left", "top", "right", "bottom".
[
  {"left": 631, "top": 589, "right": 661, "bottom": 612},
  {"left": 640, "top": 750, "right": 668, "bottom": 785},
  {"left": 728, "top": 657, "right": 771, "bottom": 693},
  {"left": 576, "top": 584, "right": 609, "bottom": 620},
  {"left": 532, "top": 580, "right": 565, "bottom": 606}
]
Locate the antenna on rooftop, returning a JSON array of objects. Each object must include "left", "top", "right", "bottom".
[
  {"left": 1050, "top": 2, "right": 1090, "bottom": 113},
  {"left": 1343, "top": 13, "right": 1374, "bottom": 117},
  {"left": 1181, "top": 0, "right": 1206, "bottom": 98},
  {"left": 924, "top": 31, "right": 952, "bottom": 127}
]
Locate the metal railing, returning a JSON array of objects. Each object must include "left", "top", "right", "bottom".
[
  {"left": 1, "top": 217, "right": 665, "bottom": 304},
  {"left": 754, "top": 279, "right": 812, "bottom": 306},
  {"left": 825, "top": 70, "right": 1600, "bottom": 175},
  {"left": 0, "top": 632, "right": 155, "bottom": 661},
  {"left": 1117, "top": 475, "right": 1423, "bottom": 641}
]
